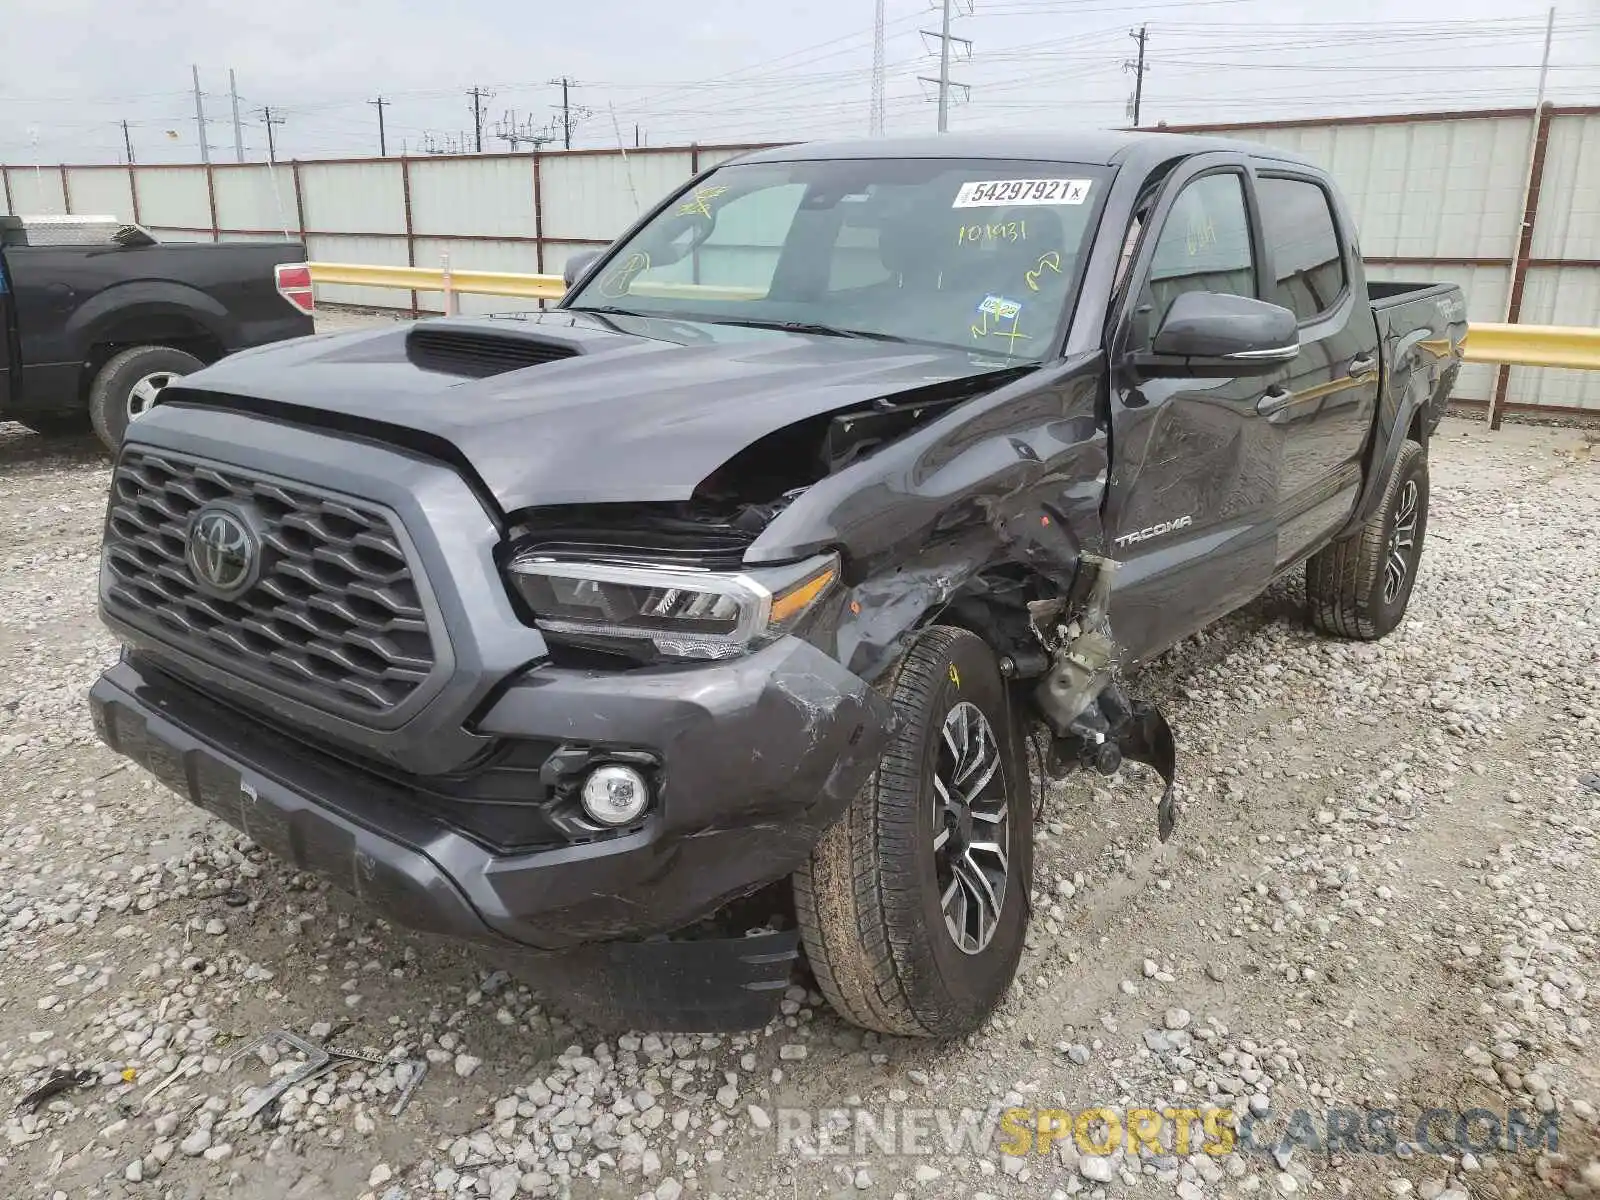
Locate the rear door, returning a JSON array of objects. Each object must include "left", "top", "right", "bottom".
[
  {"left": 1104, "top": 153, "right": 1282, "bottom": 662},
  {"left": 1252, "top": 170, "right": 1381, "bottom": 565}
]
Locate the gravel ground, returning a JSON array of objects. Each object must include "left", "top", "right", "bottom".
[{"left": 2, "top": 335, "right": 1598, "bottom": 1200}]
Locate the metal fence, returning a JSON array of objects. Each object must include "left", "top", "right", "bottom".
[
  {"left": 0, "top": 143, "right": 771, "bottom": 318},
  {"left": 3, "top": 105, "right": 1598, "bottom": 413}
]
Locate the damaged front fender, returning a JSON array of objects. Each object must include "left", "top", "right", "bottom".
[
  {"left": 746, "top": 354, "right": 1109, "bottom": 683},
  {"left": 743, "top": 351, "right": 1178, "bottom": 843}
]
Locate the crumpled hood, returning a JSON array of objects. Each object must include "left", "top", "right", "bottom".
[{"left": 173, "top": 311, "right": 1023, "bottom": 512}]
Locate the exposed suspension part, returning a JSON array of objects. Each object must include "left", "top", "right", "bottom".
[{"left": 1030, "top": 555, "right": 1178, "bottom": 842}]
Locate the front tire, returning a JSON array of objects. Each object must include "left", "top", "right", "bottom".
[
  {"left": 1307, "top": 438, "right": 1429, "bottom": 640},
  {"left": 794, "top": 626, "right": 1032, "bottom": 1038},
  {"left": 88, "top": 345, "right": 203, "bottom": 451}
]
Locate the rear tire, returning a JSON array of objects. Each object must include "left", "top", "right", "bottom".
[
  {"left": 1307, "top": 438, "right": 1429, "bottom": 640},
  {"left": 794, "top": 626, "right": 1032, "bottom": 1038},
  {"left": 88, "top": 345, "right": 203, "bottom": 451}
]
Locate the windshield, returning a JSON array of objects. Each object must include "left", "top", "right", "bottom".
[{"left": 564, "top": 157, "right": 1110, "bottom": 360}]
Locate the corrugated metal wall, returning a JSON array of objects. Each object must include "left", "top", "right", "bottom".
[
  {"left": 63, "top": 167, "right": 134, "bottom": 218},
  {"left": 1170, "top": 106, "right": 1600, "bottom": 412},
  {"left": 3, "top": 114, "right": 1594, "bottom": 409}
]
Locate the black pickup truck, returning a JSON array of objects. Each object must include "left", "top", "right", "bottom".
[
  {"left": 89, "top": 132, "right": 1465, "bottom": 1035},
  {"left": 0, "top": 215, "right": 313, "bottom": 449}
]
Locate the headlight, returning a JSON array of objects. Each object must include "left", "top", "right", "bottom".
[{"left": 506, "top": 552, "right": 839, "bottom": 661}]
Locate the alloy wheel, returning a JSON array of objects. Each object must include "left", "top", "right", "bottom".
[{"left": 932, "top": 701, "right": 1010, "bottom": 955}]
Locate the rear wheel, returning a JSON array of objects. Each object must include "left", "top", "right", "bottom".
[
  {"left": 794, "top": 626, "right": 1032, "bottom": 1038},
  {"left": 88, "top": 345, "right": 203, "bottom": 451},
  {"left": 1307, "top": 438, "right": 1429, "bottom": 640}
]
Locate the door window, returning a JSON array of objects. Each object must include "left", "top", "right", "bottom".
[
  {"left": 1133, "top": 173, "right": 1256, "bottom": 347},
  {"left": 1257, "top": 176, "right": 1347, "bottom": 322}
]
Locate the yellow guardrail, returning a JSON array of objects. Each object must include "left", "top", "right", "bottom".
[
  {"left": 308, "top": 262, "right": 566, "bottom": 302},
  {"left": 309, "top": 262, "right": 1600, "bottom": 372},
  {"left": 1461, "top": 323, "right": 1600, "bottom": 371}
]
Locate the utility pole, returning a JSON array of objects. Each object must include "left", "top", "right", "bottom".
[
  {"left": 258, "top": 106, "right": 286, "bottom": 163},
  {"left": 468, "top": 87, "right": 491, "bottom": 152},
  {"left": 918, "top": 1, "right": 971, "bottom": 132},
  {"left": 870, "top": 0, "right": 887, "bottom": 135},
  {"left": 229, "top": 69, "right": 244, "bottom": 162},
  {"left": 370, "top": 95, "right": 389, "bottom": 156},
  {"left": 1125, "top": 25, "right": 1149, "bottom": 126},
  {"left": 192, "top": 65, "right": 210, "bottom": 164},
  {"left": 546, "top": 77, "right": 590, "bottom": 149},
  {"left": 122, "top": 119, "right": 135, "bottom": 165},
  {"left": 1490, "top": 4, "right": 1556, "bottom": 432}
]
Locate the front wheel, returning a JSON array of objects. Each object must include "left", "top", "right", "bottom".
[
  {"left": 794, "top": 626, "right": 1032, "bottom": 1038},
  {"left": 1307, "top": 438, "right": 1429, "bottom": 640},
  {"left": 88, "top": 345, "right": 203, "bottom": 451}
]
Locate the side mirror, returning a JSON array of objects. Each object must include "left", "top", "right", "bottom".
[
  {"left": 1139, "top": 291, "right": 1299, "bottom": 377},
  {"left": 563, "top": 249, "right": 603, "bottom": 289}
]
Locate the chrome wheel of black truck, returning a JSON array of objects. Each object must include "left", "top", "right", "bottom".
[
  {"left": 794, "top": 626, "right": 1032, "bottom": 1038},
  {"left": 89, "top": 345, "right": 202, "bottom": 450}
]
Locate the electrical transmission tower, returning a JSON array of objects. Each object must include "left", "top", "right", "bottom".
[
  {"left": 918, "top": 0, "right": 972, "bottom": 132},
  {"left": 870, "top": 0, "right": 886, "bottom": 136}
]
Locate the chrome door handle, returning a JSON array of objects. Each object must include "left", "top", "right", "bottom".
[{"left": 1256, "top": 386, "right": 1293, "bottom": 418}]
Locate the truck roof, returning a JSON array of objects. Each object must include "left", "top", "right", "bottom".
[{"left": 733, "top": 130, "right": 1317, "bottom": 173}]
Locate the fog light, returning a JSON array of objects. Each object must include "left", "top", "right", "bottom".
[{"left": 580, "top": 764, "right": 650, "bottom": 826}]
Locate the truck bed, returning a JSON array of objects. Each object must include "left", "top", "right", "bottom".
[{"left": 1368, "top": 278, "right": 1468, "bottom": 444}]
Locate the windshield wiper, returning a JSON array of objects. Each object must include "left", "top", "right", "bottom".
[
  {"left": 692, "top": 317, "right": 910, "bottom": 343},
  {"left": 566, "top": 304, "right": 655, "bottom": 319}
]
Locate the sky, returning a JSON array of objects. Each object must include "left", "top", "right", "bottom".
[{"left": 1, "top": 0, "right": 1596, "bottom": 165}]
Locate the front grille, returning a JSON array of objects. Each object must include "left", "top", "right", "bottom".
[
  {"left": 406, "top": 327, "right": 577, "bottom": 377},
  {"left": 103, "top": 449, "right": 439, "bottom": 719}
]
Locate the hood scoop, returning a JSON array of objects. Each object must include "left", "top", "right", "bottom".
[{"left": 405, "top": 324, "right": 581, "bottom": 378}]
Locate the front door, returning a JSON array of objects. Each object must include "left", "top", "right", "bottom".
[{"left": 1103, "top": 156, "right": 1284, "bottom": 663}]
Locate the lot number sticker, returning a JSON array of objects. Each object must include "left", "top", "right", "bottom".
[{"left": 953, "top": 178, "right": 1092, "bottom": 208}]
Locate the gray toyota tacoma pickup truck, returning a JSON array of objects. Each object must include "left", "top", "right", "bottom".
[{"left": 89, "top": 132, "right": 1465, "bottom": 1035}]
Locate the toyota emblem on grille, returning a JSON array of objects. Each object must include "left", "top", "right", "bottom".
[{"left": 186, "top": 505, "right": 262, "bottom": 598}]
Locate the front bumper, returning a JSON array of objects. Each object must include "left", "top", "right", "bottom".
[
  {"left": 91, "top": 644, "right": 890, "bottom": 1028},
  {"left": 92, "top": 637, "right": 891, "bottom": 937}
]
